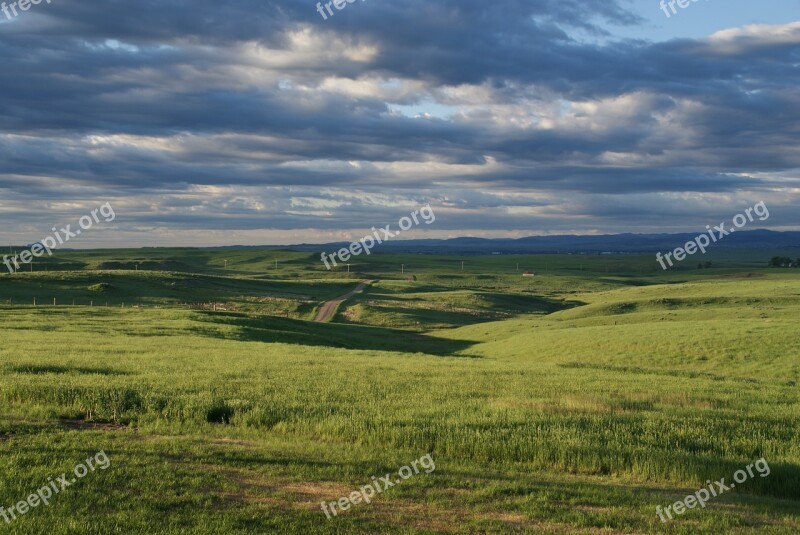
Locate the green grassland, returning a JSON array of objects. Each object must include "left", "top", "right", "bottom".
[{"left": 0, "top": 248, "right": 798, "bottom": 533}]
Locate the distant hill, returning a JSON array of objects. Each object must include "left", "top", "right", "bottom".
[{"left": 273, "top": 229, "right": 800, "bottom": 255}]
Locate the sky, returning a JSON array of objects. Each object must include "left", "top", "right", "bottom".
[{"left": 0, "top": 0, "right": 798, "bottom": 247}]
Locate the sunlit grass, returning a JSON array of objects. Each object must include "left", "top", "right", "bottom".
[{"left": 0, "top": 252, "right": 798, "bottom": 533}]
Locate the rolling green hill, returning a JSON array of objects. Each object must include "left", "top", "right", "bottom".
[{"left": 0, "top": 249, "right": 798, "bottom": 533}]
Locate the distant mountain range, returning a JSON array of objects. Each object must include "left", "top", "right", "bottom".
[{"left": 217, "top": 229, "right": 800, "bottom": 255}]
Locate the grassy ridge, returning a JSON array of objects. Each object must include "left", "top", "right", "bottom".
[
  {"left": 444, "top": 277, "right": 800, "bottom": 381},
  {"left": 0, "top": 250, "right": 798, "bottom": 533},
  {"left": 0, "top": 271, "right": 361, "bottom": 318}
]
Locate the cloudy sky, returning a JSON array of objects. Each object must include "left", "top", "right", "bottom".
[{"left": 0, "top": 0, "right": 798, "bottom": 247}]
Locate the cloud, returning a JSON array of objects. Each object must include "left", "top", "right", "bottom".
[{"left": 0, "top": 1, "right": 798, "bottom": 244}]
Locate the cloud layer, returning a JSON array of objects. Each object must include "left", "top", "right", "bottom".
[{"left": 0, "top": 0, "right": 798, "bottom": 245}]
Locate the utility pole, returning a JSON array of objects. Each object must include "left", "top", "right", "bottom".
[
  {"left": 275, "top": 259, "right": 278, "bottom": 270},
  {"left": 347, "top": 263, "right": 350, "bottom": 273},
  {"left": 461, "top": 261, "right": 464, "bottom": 271},
  {"left": 401, "top": 264, "right": 404, "bottom": 274},
  {"left": 224, "top": 259, "right": 227, "bottom": 269}
]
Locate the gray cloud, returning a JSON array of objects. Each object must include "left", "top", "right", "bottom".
[{"left": 0, "top": 1, "right": 798, "bottom": 244}]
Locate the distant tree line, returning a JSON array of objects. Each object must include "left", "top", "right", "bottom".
[{"left": 768, "top": 256, "right": 800, "bottom": 268}]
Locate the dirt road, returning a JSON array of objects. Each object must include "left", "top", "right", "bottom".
[{"left": 313, "top": 280, "right": 374, "bottom": 322}]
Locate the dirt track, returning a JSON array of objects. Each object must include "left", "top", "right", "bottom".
[{"left": 313, "top": 280, "right": 374, "bottom": 322}]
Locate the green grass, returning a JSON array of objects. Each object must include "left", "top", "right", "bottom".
[
  {"left": 0, "top": 248, "right": 798, "bottom": 533},
  {"left": 0, "top": 271, "right": 360, "bottom": 319}
]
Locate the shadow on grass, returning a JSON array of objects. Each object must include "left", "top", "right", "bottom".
[
  {"left": 6, "top": 364, "right": 132, "bottom": 376},
  {"left": 338, "top": 287, "right": 575, "bottom": 330},
  {"left": 344, "top": 304, "right": 506, "bottom": 328},
  {"left": 189, "top": 312, "right": 477, "bottom": 356},
  {"left": 557, "top": 362, "right": 798, "bottom": 386},
  {"left": 477, "top": 292, "right": 574, "bottom": 314}
]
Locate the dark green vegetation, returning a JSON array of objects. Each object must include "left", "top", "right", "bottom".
[
  {"left": 768, "top": 256, "right": 800, "bottom": 268},
  {"left": 0, "top": 248, "right": 798, "bottom": 533}
]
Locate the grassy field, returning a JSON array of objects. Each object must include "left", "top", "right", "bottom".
[{"left": 0, "top": 248, "right": 798, "bottom": 533}]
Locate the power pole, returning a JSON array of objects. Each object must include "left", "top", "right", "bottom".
[
  {"left": 461, "top": 261, "right": 464, "bottom": 271},
  {"left": 401, "top": 264, "right": 404, "bottom": 274}
]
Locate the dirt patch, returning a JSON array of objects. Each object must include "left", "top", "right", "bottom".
[
  {"left": 314, "top": 280, "right": 375, "bottom": 322},
  {"left": 228, "top": 470, "right": 352, "bottom": 506},
  {"left": 182, "top": 461, "right": 604, "bottom": 533},
  {"left": 369, "top": 501, "right": 457, "bottom": 533},
  {"left": 283, "top": 481, "right": 354, "bottom": 501},
  {"left": 191, "top": 463, "right": 453, "bottom": 529},
  {"left": 480, "top": 511, "right": 528, "bottom": 525}
]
